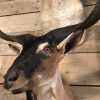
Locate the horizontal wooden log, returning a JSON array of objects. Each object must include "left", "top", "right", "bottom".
[
  {"left": 73, "top": 86, "right": 100, "bottom": 100},
  {"left": 0, "top": 13, "right": 41, "bottom": 33},
  {"left": 0, "top": 0, "right": 41, "bottom": 16},
  {"left": 59, "top": 53, "right": 100, "bottom": 85}
]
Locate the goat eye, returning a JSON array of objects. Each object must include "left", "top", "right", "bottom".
[{"left": 44, "top": 46, "right": 52, "bottom": 53}]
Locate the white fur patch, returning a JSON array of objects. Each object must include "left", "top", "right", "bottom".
[{"left": 36, "top": 42, "right": 48, "bottom": 53}]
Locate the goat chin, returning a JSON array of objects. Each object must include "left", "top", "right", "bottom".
[{"left": 8, "top": 87, "right": 28, "bottom": 94}]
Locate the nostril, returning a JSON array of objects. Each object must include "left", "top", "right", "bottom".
[
  {"left": 4, "top": 81, "right": 12, "bottom": 89},
  {"left": 7, "top": 72, "right": 18, "bottom": 82},
  {"left": 8, "top": 75, "right": 18, "bottom": 82}
]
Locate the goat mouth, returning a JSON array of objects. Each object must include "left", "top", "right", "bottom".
[{"left": 8, "top": 87, "right": 27, "bottom": 94}]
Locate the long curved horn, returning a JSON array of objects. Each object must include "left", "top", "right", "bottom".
[
  {"left": 77, "top": 0, "right": 100, "bottom": 30},
  {"left": 46, "top": 0, "right": 100, "bottom": 45},
  {"left": 46, "top": 0, "right": 100, "bottom": 52},
  {"left": 0, "top": 30, "right": 37, "bottom": 45}
]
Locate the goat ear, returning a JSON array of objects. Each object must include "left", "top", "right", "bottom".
[
  {"left": 8, "top": 43, "right": 22, "bottom": 54},
  {"left": 57, "top": 30, "right": 84, "bottom": 53}
]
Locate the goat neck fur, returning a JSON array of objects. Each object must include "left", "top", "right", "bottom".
[{"left": 31, "top": 69, "right": 75, "bottom": 100}]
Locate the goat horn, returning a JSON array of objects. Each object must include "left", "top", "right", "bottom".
[
  {"left": 57, "top": 32, "right": 75, "bottom": 49},
  {"left": 57, "top": 0, "right": 100, "bottom": 49},
  {"left": 0, "top": 30, "right": 37, "bottom": 45},
  {"left": 57, "top": 30, "right": 83, "bottom": 49},
  {"left": 76, "top": 0, "right": 100, "bottom": 30}
]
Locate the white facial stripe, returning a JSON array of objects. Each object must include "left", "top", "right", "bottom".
[{"left": 36, "top": 42, "right": 48, "bottom": 53}]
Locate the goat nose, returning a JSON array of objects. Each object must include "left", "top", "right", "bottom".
[
  {"left": 7, "top": 71, "right": 18, "bottom": 82},
  {"left": 4, "top": 81, "right": 12, "bottom": 89}
]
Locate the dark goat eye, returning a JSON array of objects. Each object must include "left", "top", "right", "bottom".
[{"left": 44, "top": 46, "right": 52, "bottom": 53}]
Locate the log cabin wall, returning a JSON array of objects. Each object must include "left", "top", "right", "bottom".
[{"left": 0, "top": 0, "right": 100, "bottom": 100}]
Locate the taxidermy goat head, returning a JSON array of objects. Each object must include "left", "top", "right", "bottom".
[{"left": 0, "top": 0, "right": 100, "bottom": 100}]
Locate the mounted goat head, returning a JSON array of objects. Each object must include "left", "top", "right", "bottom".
[{"left": 0, "top": 0, "right": 100, "bottom": 100}]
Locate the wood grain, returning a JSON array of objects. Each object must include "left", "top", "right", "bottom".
[
  {"left": 0, "top": 44, "right": 17, "bottom": 55},
  {"left": 0, "top": 56, "right": 17, "bottom": 79},
  {"left": 71, "top": 26, "right": 100, "bottom": 53},
  {"left": 73, "top": 86, "right": 100, "bottom": 100},
  {"left": 0, "top": 13, "right": 41, "bottom": 33},
  {"left": 59, "top": 53, "right": 100, "bottom": 85},
  {"left": 0, "top": 0, "right": 41, "bottom": 16}
]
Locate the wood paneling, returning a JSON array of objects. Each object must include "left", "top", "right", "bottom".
[
  {"left": 59, "top": 53, "right": 100, "bottom": 85},
  {"left": 73, "top": 86, "right": 100, "bottom": 100},
  {"left": 0, "top": 44, "right": 17, "bottom": 55},
  {"left": 0, "top": 13, "right": 41, "bottom": 33},
  {"left": 72, "top": 26, "right": 100, "bottom": 53},
  {"left": 0, "top": 0, "right": 41, "bottom": 16},
  {"left": 0, "top": 56, "right": 17, "bottom": 78}
]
